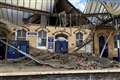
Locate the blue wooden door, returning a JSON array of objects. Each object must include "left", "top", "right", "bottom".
[
  {"left": 7, "top": 41, "right": 18, "bottom": 59},
  {"left": 18, "top": 41, "right": 29, "bottom": 57},
  {"left": 7, "top": 41, "right": 29, "bottom": 59},
  {"left": 55, "top": 40, "right": 68, "bottom": 54}
]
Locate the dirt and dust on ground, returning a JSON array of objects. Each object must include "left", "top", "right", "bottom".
[{"left": 5, "top": 47, "right": 120, "bottom": 70}]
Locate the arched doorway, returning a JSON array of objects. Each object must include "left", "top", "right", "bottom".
[
  {"left": 55, "top": 34, "right": 68, "bottom": 54},
  {"left": 99, "top": 36, "right": 108, "bottom": 58},
  {"left": 0, "top": 31, "right": 7, "bottom": 60}
]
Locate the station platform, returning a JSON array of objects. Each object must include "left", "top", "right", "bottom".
[{"left": 0, "top": 65, "right": 120, "bottom": 76}]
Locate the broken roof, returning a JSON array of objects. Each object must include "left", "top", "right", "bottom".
[
  {"left": 0, "top": 0, "right": 89, "bottom": 27},
  {"left": 85, "top": 0, "right": 120, "bottom": 26},
  {"left": 0, "top": 0, "right": 120, "bottom": 27},
  {"left": 69, "top": 0, "right": 120, "bottom": 26}
]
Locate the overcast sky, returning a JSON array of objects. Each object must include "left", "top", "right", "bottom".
[{"left": 68, "top": 0, "right": 86, "bottom": 12}]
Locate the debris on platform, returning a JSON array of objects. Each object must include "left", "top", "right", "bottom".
[{"left": 17, "top": 47, "right": 120, "bottom": 70}]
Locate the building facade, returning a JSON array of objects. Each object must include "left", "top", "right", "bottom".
[
  {"left": 12, "top": 25, "right": 91, "bottom": 53},
  {"left": 0, "top": 0, "right": 120, "bottom": 61}
]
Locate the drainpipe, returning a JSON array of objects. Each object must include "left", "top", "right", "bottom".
[{"left": 92, "top": 31, "right": 95, "bottom": 55}]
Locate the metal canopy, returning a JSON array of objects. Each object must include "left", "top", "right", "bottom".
[
  {"left": 0, "top": 0, "right": 56, "bottom": 26},
  {"left": 0, "top": 0, "right": 120, "bottom": 27},
  {"left": 0, "top": 0, "right": 90, "bottom": 28},
  {"left": 84, "top": 0, "right": 120, "bottom": 26},
  {"left": 84, "top": 0, "right": 110, "bottom": 25}
]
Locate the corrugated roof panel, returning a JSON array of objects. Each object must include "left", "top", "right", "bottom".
[
  {"left": 0, "top": 0, "right": 56, "bottom": 25},
  {"left": 0, "top": 0, "right": 55, "bottom": 12}
]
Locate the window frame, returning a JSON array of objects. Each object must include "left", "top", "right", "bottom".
[
  {"left": 76, "top": 32, "right": 83, "bottom": 47},
  {"left": 37, "top": 31, "right": 47, "bottom": 49},
  {"left": 15, "top": 29, "right": 27, "bottom": 41}
]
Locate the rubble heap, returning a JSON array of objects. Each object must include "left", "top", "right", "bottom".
[{"left": 18, "top": 47, "right": 120, "bottom": 70}]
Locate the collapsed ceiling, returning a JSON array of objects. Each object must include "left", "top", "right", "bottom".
[{"left": 0, "top": 0, "right": 119, "bottom": 28}]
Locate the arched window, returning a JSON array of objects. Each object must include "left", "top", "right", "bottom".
[
  {"left": 38, "top": 31, "right": 47, "bottom": 47},
  {"left": 76, "top": 32, "right": 83, "bottom": 47},
  {"left": 16, "top": 29, "right": 26, "bottom": 40}
]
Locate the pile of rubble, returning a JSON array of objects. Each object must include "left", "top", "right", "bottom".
[{"left": 22, "top": 47, "right": 120, "bottom": 70}]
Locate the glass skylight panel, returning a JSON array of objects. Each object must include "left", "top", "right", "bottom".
[{"left": 68, "top": 0, "right": 87, "bottom": 12}]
